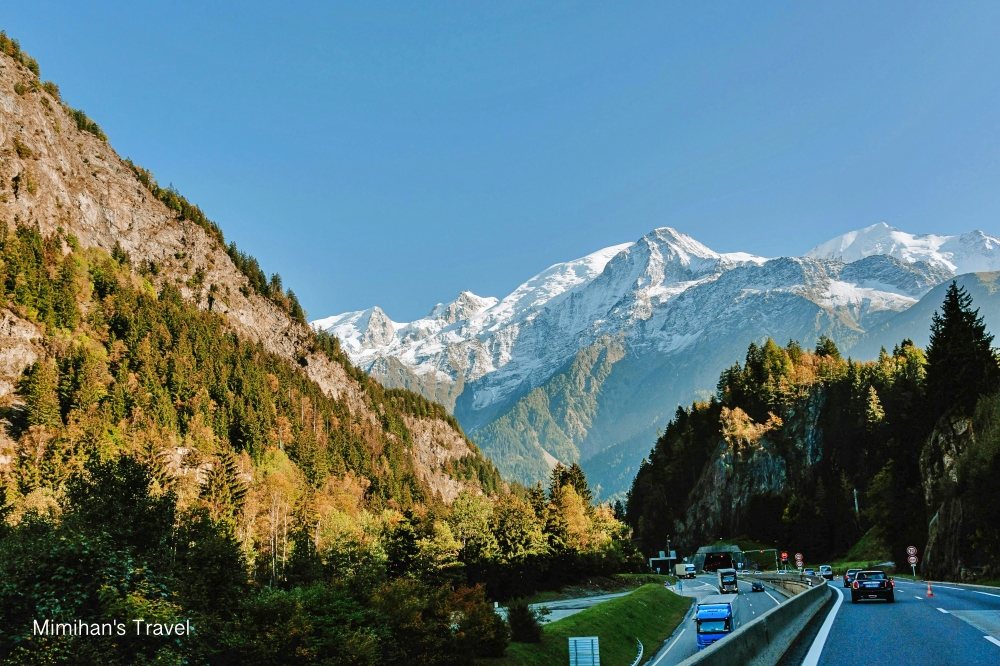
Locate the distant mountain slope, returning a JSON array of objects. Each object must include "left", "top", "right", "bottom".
[
  {"left": 313, "top": 224, "right": 1000, "bottom": 496},
  {"left": 846, "top": 272, "right": 1000, "bottom": 360},
  {"left": 315, "top": 223, "right": 1000, "bottom": 497}
]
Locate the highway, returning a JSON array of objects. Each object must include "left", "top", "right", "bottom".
[
  {"left": 804, "top": 578, "right": 1000, "bottom": 666},
  {"left": 648, "top": 573, "right": 786, "bottom": 666}
]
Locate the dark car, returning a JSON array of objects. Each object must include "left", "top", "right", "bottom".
[
  {"left": 851, "top": 570, "right": 895, "bottom": 603},
  {"left": 751, "top": 581, "right": 764, "bottom": 592},
  {"left": 844, "top": 568, "right": 862, "bottom": 588}
]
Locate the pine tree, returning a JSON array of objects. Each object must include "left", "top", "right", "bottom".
[
  {"left": 20, "top": 358, "right": 61, "bottom": 427},
  {"left": 815, "top": 335, "right": 841, "bottom": 360},
  {"left": 925, "top": 282, "right": 1000, "bottom": 418}
]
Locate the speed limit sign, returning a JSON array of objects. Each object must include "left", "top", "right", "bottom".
[
  {"left": 794, "top": 552, "right": 803, "bottom": 562},
  {"left": 906, "top": 546, "right": 917, "bottom": 556},
  {"left": 908, "top": 555, "right": 918, "bottom": 565}
]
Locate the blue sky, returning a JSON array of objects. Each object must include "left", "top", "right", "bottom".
[{"left": 8, "top": 2, "right": 1000, "bottom": 321}]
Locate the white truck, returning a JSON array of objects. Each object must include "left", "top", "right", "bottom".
[
  {"left": 717, "top": 567, "right": 739, "bottom": 593},
  {"left": 675, "top": 563, "right": 696, "bottom": 579}
]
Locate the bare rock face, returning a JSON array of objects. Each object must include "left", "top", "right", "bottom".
[
  {"left": 920, "top": 416, "right": 972, "bottom": 580},
  {"left": 403, "top": 415, "right": 477, "bottom": 504},
  {"left": 0, "top": 52, "right": 307, "bottom": 364},
  {"left": 675, "top": 387, "right": 826, "bottom": 550},
  {"left": 0, "top": 308, "right": 41, "bottom": 398}
]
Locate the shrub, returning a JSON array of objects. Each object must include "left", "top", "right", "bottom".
[
  {"left": 68, "top": 107, "right": 107, "bottom": 141},
  {"left": 506, "top": 601, "right": 548, "bottom": 643},
  {"left": 13, "top": 139, "right": 31, "bottom": 159},
  {"left": 13, "top": 81, "right": 25, "bottom": 96},
  {"left": 42, "top": 80, "right": 59, "bottom": 100}
]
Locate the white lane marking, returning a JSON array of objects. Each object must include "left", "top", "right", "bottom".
[
  {"left": 649, "top": 629, "right": 686, "bottom": 666},
  {"left": 764, "top": 590, "right": 781, "bottom": 604},
  {"left": 985, "top": 636, "right": 1000, "bottom": 648},
  {"left": 915, "top": 596, "right": 923, "bottom": 599},
  {"left": 937, "top": 608, "right": 950, "bottom": 614},
  {"left": 937, "top": 586, "right": 963, "bottom": 591},
  {"left": 801, "top": 586, "right": 844, "bottom": 666},
  {"left": 974, "top": 591, "right": 1000, "bottom": 599}
]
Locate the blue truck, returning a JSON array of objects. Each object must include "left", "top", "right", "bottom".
[{"left": 696, "top": 594, "right": 739, "bottom": 650}]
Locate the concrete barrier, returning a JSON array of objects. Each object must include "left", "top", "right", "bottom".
[{"left": 674, "top": 579, "right": 831, "bottom": 666}]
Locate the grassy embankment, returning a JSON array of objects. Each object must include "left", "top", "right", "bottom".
[{"left": 479, "top": 584, "right": 691, "bottom": 666}]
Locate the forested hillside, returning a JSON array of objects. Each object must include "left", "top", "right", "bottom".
[
  {"left": 627, "top": 280, "right": 1000, "bottom": 581},
  {"left": 0, "top": 33, "right": 642, "bottom": 664}
]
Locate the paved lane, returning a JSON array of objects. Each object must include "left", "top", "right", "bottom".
[
  {"left": 528, "top": 591, "right": 632, "bottom": 623},
  {"left": 812, "top": 579, "right": 1000, "bottom": 666},
  {"left": 648, "top": 574, "right": 785, "bottom": 666}
]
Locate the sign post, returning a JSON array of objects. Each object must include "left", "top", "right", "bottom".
[
  {"left": 794, "top": 552, "right": 803, "bottom": 575},
  {"left": 907, "top": 546, "right": 918, "bottom": 578}
]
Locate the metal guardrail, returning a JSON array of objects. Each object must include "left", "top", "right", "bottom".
[{"left": 630, "top": 638, "right": 643, "bottom": 666}]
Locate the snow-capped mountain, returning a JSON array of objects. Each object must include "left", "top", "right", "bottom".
[
  {"left": 805, "top": 222, "right": 1000, "bottom": 274},
  {"left": 313, "top": 223, "right": 1000, "bottom": 497}
]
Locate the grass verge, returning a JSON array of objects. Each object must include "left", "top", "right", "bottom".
[{"left": 479, "top": 584, "right": 691, "bottom": 666}]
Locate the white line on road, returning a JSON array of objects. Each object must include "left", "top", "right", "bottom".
[
  {"left": 937, "top": 608, "right": 949, "bottom": 614},
  {"left": 915, "top": 596, "right": 923, "bottom": 599},
  {"left": 650, "top": 629, "right": 686, "bottom": 666},
  {"left": 937, "top": 586, "right": 963, "bottom": 591},
  {"left": 974, "top": 591, "right": 1000, "bottom": 599},
  {"left": 985, "top": 636, "right": 1000, "bottom": 648},
  {"left": 801, "top": 586, "right": 844, "bottom": 666},
  {"left": 764, "top": 590, "right": 780, "bottom": 604}
]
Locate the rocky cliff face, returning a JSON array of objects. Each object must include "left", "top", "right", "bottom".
[
  {"left": 920, "top": 416, "right": 973, "bottom": 579},
  {"left": 0, "top": 47, "right": 488, "bottom": 501},
  {"left": 676, "top": 389, "right": 826, "bottom": 549}
]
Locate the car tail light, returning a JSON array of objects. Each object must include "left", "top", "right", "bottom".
[{"left": 852, "top": 581, "right": 859, "bottom": 589}]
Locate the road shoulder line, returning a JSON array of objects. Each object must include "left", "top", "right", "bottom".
[{"left": 801, "top": 585, "right": 843, "bottom": 666}]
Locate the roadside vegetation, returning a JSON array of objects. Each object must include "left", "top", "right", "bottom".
[{"left": 478, "top": 584, "right": 690, "bottom": 666}]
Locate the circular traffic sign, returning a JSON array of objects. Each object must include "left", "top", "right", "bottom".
[
  {"left": 908, "top": 555, "right": 918, "bottom": 565},
  {"left": 906, "top": 546, "right": 917, "bottom": 556},
  {"left": 794, "top": 552, "right": 803, "bottom": 561}
]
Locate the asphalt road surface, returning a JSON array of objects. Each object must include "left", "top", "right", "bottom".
[
  {"left": 804, "top": 578, "right": 1000, "bottom": 666},
  {"left": 527, "top": 591, "right": 632, "bottom": 623},
  {"left": 647, "top": 573, "right": 786, "bottom": 666}
]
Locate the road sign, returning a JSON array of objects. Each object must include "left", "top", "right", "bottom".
[
  {"left": 908, "top": 555, "right": 918, "bottom": 565},
  {"left": 906, "top": 546, "right": 917, "bottom": 556},
  {"left": 794, "top": 552, "right": 803, "bottom": 562}
]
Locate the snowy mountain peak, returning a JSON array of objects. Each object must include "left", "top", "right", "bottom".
[
  {"left": 806, "top": 223, "right": 1000, "bottom": 274},
  {"left": 428, "top": 291, "right": 498, "bottom": 324}
]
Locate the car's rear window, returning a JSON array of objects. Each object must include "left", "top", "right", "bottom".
[{"left": 856, "top": 572, "right": 885, "bottom": 580}]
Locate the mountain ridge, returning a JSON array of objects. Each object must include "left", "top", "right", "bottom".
[{"left": 315, "top": 223, "right": 1000, "bottom": 497}]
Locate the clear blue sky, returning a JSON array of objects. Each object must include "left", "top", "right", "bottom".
[{"left": 8, "top": 2, "right": 1000, "bottom": 321}]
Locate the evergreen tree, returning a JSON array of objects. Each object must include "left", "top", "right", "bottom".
[
  {"left": 925, "top": 282, "right": 1000, "bottom": 419},
  {"left": 20, "top": 358, "right": 61, "bottom": 427},
  {"left": 815, "top": 334, "right": 841, "bottom": 360}
]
